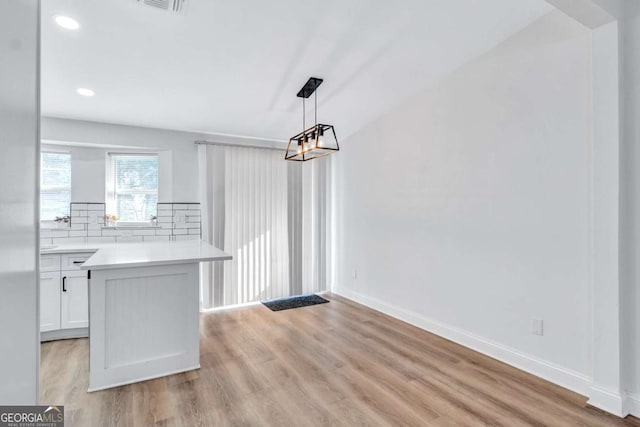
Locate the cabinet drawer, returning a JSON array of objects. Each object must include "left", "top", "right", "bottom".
[
  {"left": 40, "top": 255, "right": 60, "bottom": 272},
  {"left": 61, "top": 253, "right": 94, "bottom": 271}
]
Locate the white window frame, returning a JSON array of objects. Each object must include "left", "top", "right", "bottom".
[
  {"left": 105, "top": 153, "right": 159, "bottom": 224},
  {"left": 40, "top": 150, "right": 72, "bottom": 221}
]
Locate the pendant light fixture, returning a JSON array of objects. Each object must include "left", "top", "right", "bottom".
[{"left": 285, "top": 77, "right": 339, "bottom": 161}]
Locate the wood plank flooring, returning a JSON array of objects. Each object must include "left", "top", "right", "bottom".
[{"left": 41, "top": 293, "right": 640, "bottom": 427}]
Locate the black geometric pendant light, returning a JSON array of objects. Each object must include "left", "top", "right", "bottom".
[{"left": 285, "top": 77, "right": 339, "bottom": 161}]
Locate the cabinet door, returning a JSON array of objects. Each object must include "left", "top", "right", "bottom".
[
  {"left": 40, "top": 272, "right": 61, "bottom": 332},
  {"left": 61, "top": 270, "right": 88, "bottom": 329}
]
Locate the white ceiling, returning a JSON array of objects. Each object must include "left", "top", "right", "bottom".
[{"left": 41, "top": 0, "right": 552, "bottom": 142}]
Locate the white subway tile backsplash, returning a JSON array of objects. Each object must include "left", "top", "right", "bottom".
[
  {"left": 87, "top": 236, "right": 116, "bottom": 243},
  {"left": 53, "top": 237, "right": 86, "bottom": 244},
  {"left": 41, "top": 202, "right": 201, "bottom": 245},
  {"left": 143, "top": 236, "right": 171, "bottom": 242},
  {"left": 101, "top": 229, "right": 124, "bottom": 237},
  {"left": 175, "top": 235, "right": 200, "bottom": 241},
  {"left": 116, "top": 236, "right": 143, "bottom": 243},
  {"left": 176, "top": 222, "right": 201, "bottom": 229},
  {"left": 129, "top": 229, "right": 156, "bottom": 236},
  {"left": 41, "top": 230, "right": 70, "bottom": 239},
  {"left": 41, "top": 221, "right": 66, "bottom": 230}
]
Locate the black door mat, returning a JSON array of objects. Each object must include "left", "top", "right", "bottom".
[{"left": 262, "top": 294, "right": 329, "bottom": 312}]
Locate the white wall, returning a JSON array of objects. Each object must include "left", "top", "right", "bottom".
[
  {"left": 335, "top": 10, "right": 593, "bottom": 389},
  {"left": 41, "top": 143, "right": 173, "bottom": 204},
  {"left": 0, "top": 0, "right": 40, "bottom": 404},
  {"left": 41, "top": 117, "right": 284, "bottom": 205},
  {"left": 41, "top": 117, "right": 200, "bottom": 203}
]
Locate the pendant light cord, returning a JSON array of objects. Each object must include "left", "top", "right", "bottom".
[{"left": 301, "top": 87, "right": 318, "bottom": 133}]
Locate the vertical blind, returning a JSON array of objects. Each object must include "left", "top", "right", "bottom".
[
  {"left": 198, "top": 144, "right": 331, "bottom": 309},
  {"left": 223, "top": 147, "right": 290, "bottom": 305}
]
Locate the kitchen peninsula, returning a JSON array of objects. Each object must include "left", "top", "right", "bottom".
[{"left": 46, "top": 240, "right": 230, "bottom": 392}]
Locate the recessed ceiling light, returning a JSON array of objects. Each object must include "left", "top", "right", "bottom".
[
  {"left": 76, "top": 88, "right": 95, "bottom": 97},
  {"left": 54, "top": 15, "right": 80, "bottom": 30}
]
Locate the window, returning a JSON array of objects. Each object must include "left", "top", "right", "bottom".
[
  {"left": 107, "top": 154, "right": 158, "bottom": 222},
  {"left": 40, "top": 152, "right": 71, "bottom": 220}
]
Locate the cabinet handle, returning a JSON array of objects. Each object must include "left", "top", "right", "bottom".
[
  {"left": 62, "top": 276, "right": 67, "bottom": 292},
  {"left": 73, "top": 261, "right": 85, "bottom": 264}
]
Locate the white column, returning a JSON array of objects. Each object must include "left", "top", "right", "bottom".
[
  {"left": 0, "top": 0, "right": 41, "bottom": 404},
  {"left": 545, "top": 0, "right": 630, "bottom": 417},
  {"left": 589, "top": 20, "right": 626, "bottom": 416}
]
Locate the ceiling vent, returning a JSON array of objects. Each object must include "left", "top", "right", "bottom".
[{"left": 133, "top": 0, "right": 187, "bottom": 14}]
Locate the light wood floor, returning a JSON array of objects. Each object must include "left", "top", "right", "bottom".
[{"left": 41, "top": 293, "right": 640, "bottom": 427}]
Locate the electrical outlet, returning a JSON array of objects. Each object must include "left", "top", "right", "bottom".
[
  {"left": 532, "top": 318, "right": 544, "bottom": 336},
  {"left": 352, "top": 269, "right": 357, "bottom": 280}
]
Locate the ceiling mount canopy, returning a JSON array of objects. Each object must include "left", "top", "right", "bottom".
[{"left": 285, "top": 77, "right": 339, "bottom": 162}]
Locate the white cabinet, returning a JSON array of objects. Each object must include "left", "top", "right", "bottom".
[
  {"left": 40, "top": 252, "right": 92, "bottom": 340},
  {"left": 39, "top": 271, "right": 61, "bottom": 332},
  {"left": 61, "top": 270, "right": 89, "bottom": 329}
]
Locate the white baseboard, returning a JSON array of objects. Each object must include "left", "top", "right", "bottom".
[
  {"left": 334, "top": 287, "right": 591, "bottom": 397},
  {"left": 627, "top": 393, "right": 640, "bottom": 418},
  {"left": 87, "top": 365, "right": 201, "bottom": 392},
  {"left": 587, "top": 385, "right": 629, "bottom": 418},
  {"left": 41, "top": 327, "right": 88, "bottom": 342}
]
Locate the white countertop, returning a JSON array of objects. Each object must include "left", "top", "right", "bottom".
[
  {"left": 41, "top": 241, "right": 231, "bottom": 270},
  {"left": 41, "top": 243, "right": 102, "bottom": 254}
]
